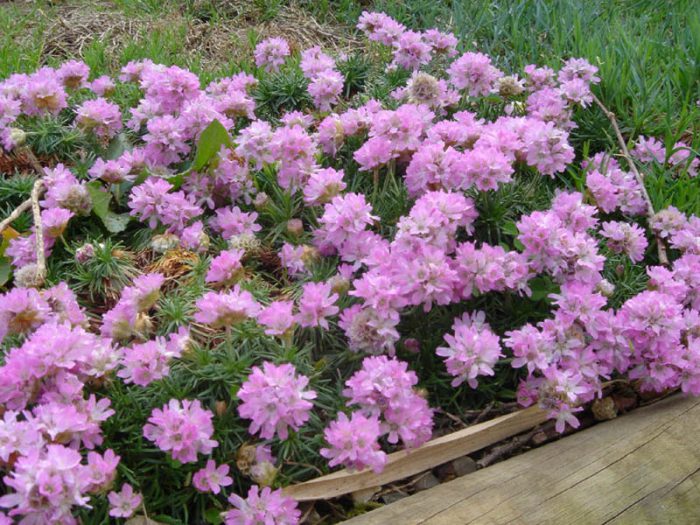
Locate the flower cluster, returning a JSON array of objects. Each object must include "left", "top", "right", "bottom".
[
  {"left": 343, "top": 356, "right": 434, "bottom": 449},
  {"left": 101, "top": 273, "right": 165, "bottom": 340},
  {"left": 237, "top": 362, "right": 316, "bottom": 440},
  {"left": 143, "top": 399, "right": 218, "bottom": 463},
  {"left": 437, "top": 312, "right": 503, "bottom": 388}
]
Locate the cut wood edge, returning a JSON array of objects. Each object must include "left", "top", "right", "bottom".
[{"left": 283, "top": 405, "right": 548, "bottom": 501}]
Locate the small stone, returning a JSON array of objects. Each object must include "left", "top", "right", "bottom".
[
  {"left": 451, "top": 456, "right": 477, "bottom": 477},
  {"left": 381, "top": 491, "right": 408, "bottom": 505},
  {"left": 351, "top": 486, "right": 379, "bottom": 504},
  {"left": 531, "top": 431, "right": 548, "bottom": 446},
  {"left": 592, "top": 397, "right": 618, "bottom": 421},
  {"left": 412, "top": 472, "right": 439, "bottom": 492}
]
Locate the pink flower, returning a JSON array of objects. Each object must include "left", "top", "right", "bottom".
[
  {"left": 181, "top": 221, "right": 210, "bottom": 252},
  {"left": 22, "top": 68, "right": 68, "bottom": 116},
  {"left": 143, "top": 114, "right": 191, "bottom": 166},
  {"left": 558, "top": 58, "right": 600, "bottom": 84},
  {"left": 225, "top": 485, "right": 300, "bottom": 525},
  {"left": 211, "top": 207, "right": 261, "bottom": 240},
  {"left": 75, "top": 98, "right": 123, "bottom": 139},
  {"left": 87, "top": 75, "right": 116, "bottom": 96},
  {"left": 423, "top": 29, "right": 458, "bottom": 56},
  {"left": 0, "top": 287, "right": 50, "bottom": 343},
  {"left": 357, "top": 11, "right": 405, "bottom": 46},
  {"left": 85, "top": 449, "right": 120, "bottom": 492},
  {"left": 0, "top": 444, "right": 90, "bottom": 522},
  {"left": 254, "top": 38, "right": 290, "bottom": 73},
  {"left": 447, "top": 52, "right": 503, "bottom": 96},
  {"left": 236, "top": 120, "right": 275, "bottom": 169},
  {"left": 108, "top": 483, "right": 142, "bottom": 518},
  {"left": 343, "top": 355, "right": 433, "bottom": 447},
  {"left": 338, "top": 304, "right": 400, "bottom": 355},
  {"left": 303, "top": 167, "right": 346, "bottom": 205},
  {"left": 206, "top": 249, "right": 245, "bottom": 285},
  {"left": 56, "top": 60, "right": 90, "bottom": 89},
  {"left": 308, "top": 69, "right": 344, "bottom": 111},
  {"left": 41, "top": 208, "right": 74, "bottom": 238},
  {"left": 353, "top": 137, "right": 394, "bottom": 171},
  {"left": 295, "top": 282, "right": 339, "bottom": 329},
  {"left": 437, "top": 311, "right": 503, "bottom": 388},
  {"left": 300, "top": 46, "right": 337, "bottom": 79},
  {"left": 88, "top": 158, "right": 131, "bottom": 184},
  {"left": 128, "top": 177, "right": 173, "bottom": 228},
  {"left": 317, "top": 193, "right": 377, "bottom": 250},
  {"left": 505, "top": 324, "right": 552, "bottom": 374},
  {"left": 523, "top": 120, "right": 574, "bottom": 176},
  {"left": 194, "top": 286, "right": 261, "bottom": 328},
  {"left": 258, "top": 300, "right": 296, "bottom": 337},
  {"left": 279, "top": 243, "right": 311, "bottom": 277},
  {"left": 320, "top": 411, "right": 386, "bottom": 473},
  {"left": 237, "top": 362, "right": 316, "bottom": 440},
  {"left": 600, "top": 221, "right": 648, "bottom": 263},
  {"left": 391, "top": 31, "right": 432, "bottom": 70},
  {"left": 143, "top": 399, "right": 218, "bottom": 463},
  {"left": 193, "top": 460, "right": 233, "bottom": 494},
  {"left": 117, "top": 331, "right": 186, "bottom": 387}
]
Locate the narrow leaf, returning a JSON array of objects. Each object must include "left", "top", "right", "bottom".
[{"left": 191, "top": 120, "right": 232, "bottom": 172}]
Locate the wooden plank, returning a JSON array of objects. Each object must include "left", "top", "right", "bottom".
[
  {"left": 283, "top": 405, "right": 548, "bottom": 501},
  {"left": 343, "top": 395, "right": 700, "bottom": 525}
]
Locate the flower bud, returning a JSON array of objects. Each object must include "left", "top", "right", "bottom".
[
  {"left": 286, "top": 218, "right": 303, "bottom": 237},
  {"left": 253, "top": 192, "right": 269, "bottom": 211},
  {"left": 9, "top": 128, "right": 26, "bottom": 147},
  {"left": 75, "top": 243, "right": 95, "bottom": 263},
  {"left": 151, "top": 233, "right": 179, "bottom": 253},
  {"left": 13, "top": 264, "right": 44, "bottom": 288},
  {"left": 215, "top": 400, "right": 227, "bottom": 417},
  {"left": 329, "top": 274, "right": 350, "bottom": 295}
]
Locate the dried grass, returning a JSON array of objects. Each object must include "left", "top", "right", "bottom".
[{"left": 21, "top": 1, "right": 360, "bottom": 70}]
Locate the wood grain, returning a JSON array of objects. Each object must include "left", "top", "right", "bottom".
[
  {"left": 283, "top": 405, "right": 549, "bottom": 501},
  {"left": 343, "top": 395, "right": 700, "bottom": 525}
]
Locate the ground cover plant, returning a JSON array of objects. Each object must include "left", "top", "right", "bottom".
[{"left": 0, "top": 2, "right": 699, "bottom": 524}]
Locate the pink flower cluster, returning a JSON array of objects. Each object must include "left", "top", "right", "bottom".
[
  {"left": 632, "top": 135, "right": 698, "bottom": 177},
  {"left": 101, "top": 273, "right": 165, "bottom": 340},
  {"left": 225, "top": 485, "right": 300, "bottom": 525},
  {"left": 237, "top": 362, "right": 317, "bottom": 440},
  {"left": 437, "top": 311, "right": 503, "bottom": 388},
  {"left": 343, "top": 356, "right": 433, "bottom": 449},
  {"left": 143, "top": 398, "right": 218, "bottom": 463},
  {"left": 357, "top": 11, "right": 457, "bottom": 71},
  {"left": 254, "top": 37, "right": 291, "bottom": 73}
]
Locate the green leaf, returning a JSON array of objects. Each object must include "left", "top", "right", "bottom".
[
  {"left": 125, "top": 517, "right": 169, "bottom": 525},
  {"left": 85, "top": 182, "right": 130, "bottom": 232},
  {"left": 529, "top": 276, "right": 559, "bottom": 302},
  {"left": 103, "top": 212, "right": 131, "bottom": 233},
  {"left": 0, "top": 257, "right": 11, "bottom": 288},
  {"left": 103, "top": 133, "right": 132, "bottom": 160},
  {"left": 501, "top": 221, "right": 519, "bottom": 237},
  {"left": 191, "top": 120, "right": 232, "bottom": 173},
  {"left": 166, "top": 173, "right": 185, "bottom": 190},
  {"left": 86, "top": 181, "right": 112, "bottom": 220},
  {"left": 204, "top": 508, "right": 224, "bottom": 525}
]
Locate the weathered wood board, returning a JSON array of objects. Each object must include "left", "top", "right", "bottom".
[
  {"left": 284, "top": 405, "right": 548, "bottom": 501},
  {"left": 343, "top": 395, "right": 700, "bottom": 525}
]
